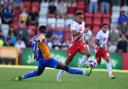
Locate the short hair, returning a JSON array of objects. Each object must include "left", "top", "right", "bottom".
[
  {"left": 101, "top": 23, "right": 109, "bottom": 28},
  {"left": 39, "top": 25, "right": 47, "bottom": 33},
  {"left": 74, "top": 12, "right": 83, "bottom": 16}
]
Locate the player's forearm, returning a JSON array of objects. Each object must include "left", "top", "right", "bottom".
[
  {"left": 95, "top": 39, "right": 100, "bottom": 47},
  {"left": 33, "top": 42, "right": 39, "bottom": 55},
  {"left": 72, "top": 31, "right": 81, "bottom": 36},
  {"left": 84, "top": 28, "right": 88, "bottom": 33},
  {"left": 95, "top": 40, "right": 106, "bottom": 48}
]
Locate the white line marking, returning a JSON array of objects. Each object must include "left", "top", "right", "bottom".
[{"left": 0, "top": 65, "right": 128, "bottom": 73}]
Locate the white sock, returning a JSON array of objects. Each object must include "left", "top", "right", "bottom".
[
  {"left": 106, "top": 62, "right": 113, "bottom": 77},
  {"left": 78, "top": 55, "right": 88, "bottom": 67},
  {"left": 83, "top": 70, "right": 86, "bottom": 74},
  {"left": 57, "top": 70, "right": 64, "bottom": 77},
  {"left": 56, "top": 70, "right": 64, "bottom": 81}
]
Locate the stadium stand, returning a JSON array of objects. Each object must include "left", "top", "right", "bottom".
[{"left": 0, "top": 0, "right": 128, "bottom": 52}]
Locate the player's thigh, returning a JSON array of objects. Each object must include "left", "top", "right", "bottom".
[
  {"left": 65, "top": 48, "right": 78, "bottom": 65},
  {"left": 46, "top": 58, "right": 60, "bottom": 68},
  {"left": 79, "top": 44, "right": 90, "bottom": 55},
  {"left": 96, "top": 57, "right": 102, "bottom": 64},
  {"left": 67, "top": 44, "right": 78, "bottom": 60},
  {"left": 102, "top": 52, "right": 110, "bottom": 63},
  {"left": 37, "top": 60, "right": 46, "bottom": 73},
  {"left": 95, "top": 52, "right": 102, "bottom": 64},
  {"left": 46, "top": 58, "right": 69, "bottom": 71}
]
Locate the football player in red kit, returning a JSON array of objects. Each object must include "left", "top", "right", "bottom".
[
  {"left": 56, "top": 12, "right": 92, "bottom": 81},
  {"left": 95, "top": 24, "right": 115, "bottom": 79}
]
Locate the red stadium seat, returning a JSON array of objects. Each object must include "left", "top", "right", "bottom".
[
  {"left": 76, "top": 1, "right": 85, "bottom": 10},
  {"left": 93, "top": 18, "right": 101, "bottom": 26},
  {"left": 94, "top": 12, "right": 102, "bottom": 18},
  {"left": 23, "top": 1, "right": 31, "bottom": 7},
  {"left": 85, "top": 18, "right": 92, "bottom": 25},
  {"left": 77, "top": 4, "right": 85, "bottom": 9},
  {"left": 13, "top": 7, "right": 20, "bottom": 16},
  {"left": 64, "top": 28, "right": 72, "bottom": 42},
  {"left": 23, "top": 1, "right": 31, "bottom": 12},
  {"left": 103, "top": 13, "right": 111, "bottom": 19},
  {"left": 10, "top": 23, "right": 19, "bottom": 30},
  {"left": 77, "top": 0, "right": 84, "bottom": 2},
  {"left": 67, "top": 7, "right": 76, "bottom": 14},
  {"left": 31, "top": 2, "right": 40, "bottom": 13},
  {"left": 103, "top": 18, "right": 110, "bottom": 25},
  {"left": 31, "top": 2, "right": 40, "bottom": 7},
  {"left": 77, "top": 0, "right": 85, "bottom": 9},
  {"left": 28, "top": 25, "right": 37, "bottom": 35},
  {"left": 85, "top": 12, "right": 93, "bottom": 18},
  {"left": 13, "top": 16, "right": 19, "bottom": 23},
  {"left": 92, "top": 25, "right": 100, "bottom": 35}
]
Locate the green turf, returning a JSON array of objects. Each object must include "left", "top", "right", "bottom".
[{"left": 0, "top": 67, "right": 128, "bottom": 89}]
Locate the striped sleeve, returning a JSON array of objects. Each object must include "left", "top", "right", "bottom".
[{"left": 37, "top": 34, "right": 45, "bottom": 43}]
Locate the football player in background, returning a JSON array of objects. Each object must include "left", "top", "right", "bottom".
[{"left": 95, "top": 23, "right": 115, "bottom": 79}]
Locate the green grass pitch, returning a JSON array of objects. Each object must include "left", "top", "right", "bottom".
[{"left": 0, "top": 66, "right": 128, "bottom": 89}]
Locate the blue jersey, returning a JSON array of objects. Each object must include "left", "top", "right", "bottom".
[
  {"left": 30, "top": 33, "right": 59, "bottom": 68},
  {"left": 31, "top": 33, "right": 51, "bottom": 60}
]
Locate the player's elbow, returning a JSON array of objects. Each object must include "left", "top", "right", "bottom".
[
  {"left": 72, "top": 31, "right": 81, "bottom": 36},
  {"left": 95, "top": 40, "right": 99, "bottom": 46}
]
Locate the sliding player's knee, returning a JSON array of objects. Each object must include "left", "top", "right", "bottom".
[
  {"left": 37, "top": 69, "right": 43, "bottom": 75},
  {"left": 56, "top": 64, "right": 69, "bottom": 71},
  {"left": 62, "top": 65, "right": 69, "bottom": 71}
]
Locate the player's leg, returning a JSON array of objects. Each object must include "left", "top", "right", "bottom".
[
  {"left": 57, "top": 44, "right": 78, "bottom": 81},
  {"left": 13, "top": 60, "right": 45, "bottom": 81},
  {"left": 22, "top": 60, "right": 45, "bottom": 79},
  {"left": 95, "top": 50, "right": 102, "bottom": 65},
  {"left": 47, "top": 57, "right": 92, "bottom": 82},
  {"left": 57, "top": 53, "right": 75, "bottom": 80},
  {"left": 103, "top": 52, "right": 115, "bottom": 79},
  {"left": 57, "top": 63, "right": 84, "bottom": 74},
  {"left": 65, "top": 44, "right": 78, "bottom": 65},
  {"left": 96, "top": 58, "right": 101, "bottom": 65},
  {"left": 56, "top": 61, "right": 92, "bottom": 76},
  {"left": 48, "top": 57, "right": 91, "bottom": 75},
  {"left": 78, "top": 44, "right": 90, "bottom": 68},
  {"left": 22, "top": 67, "right": 45, "bottom": 80},
  {"left": 95, "top": 47, "right": 104, "bottom": 65}
]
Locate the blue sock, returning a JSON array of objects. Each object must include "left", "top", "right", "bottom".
[
  {"left": 23, "top": 70, "right": 38, "bottom": 79},
  {"left": 67, "top": 67, "right": 84, "bottom": 75}
]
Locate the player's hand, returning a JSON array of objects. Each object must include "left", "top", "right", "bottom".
[{"left": 101, "top": 45, "right": 107, "bottom": 49}]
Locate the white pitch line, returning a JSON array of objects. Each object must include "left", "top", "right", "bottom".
[{"left": 0, "top": 65, "right": 128, "bottom": 73}]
